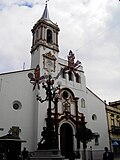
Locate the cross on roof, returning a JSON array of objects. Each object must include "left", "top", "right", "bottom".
[{"left": 46, "top": 0, "right": 49, "bottom": 5}]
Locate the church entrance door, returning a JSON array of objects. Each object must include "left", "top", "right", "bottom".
[{"left": 60, "top": 123, "right": 73, "bottom": 158}]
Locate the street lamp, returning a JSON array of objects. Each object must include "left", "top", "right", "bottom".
[{"left": 28, "top": 65, "right": 61, "bottom": 149}]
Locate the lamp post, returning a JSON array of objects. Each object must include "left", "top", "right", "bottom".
[
  {"left": 28, "top": 65, "right": 60, "bottom": 149},
  {"left": 38, "top": 74, "right": 61, "bottom": 149}
]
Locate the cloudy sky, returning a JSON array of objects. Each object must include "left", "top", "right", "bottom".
[{"left": 0, "top": 0, "right": 120, "bottom": 103}]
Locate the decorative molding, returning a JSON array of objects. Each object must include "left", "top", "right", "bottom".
[
  {"left": 43, "top": 51, "right": 56, "bottom": 72},
  {"left": 31, "top": 41, "right": 59, "bottom": 53},
  {"left": 43, "top": 51, "right": 56, "bottom": 60}
]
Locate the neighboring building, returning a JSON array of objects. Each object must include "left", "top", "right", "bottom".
[
  {"left": 106, "top": 100, "right": 120, "bottom": 157},
  {"left": 0, "top": 4, "right": 109, "bottom": 159}
]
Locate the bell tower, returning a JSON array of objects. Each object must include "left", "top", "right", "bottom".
[{"left": 30, "top": 3, "right": 60, "bottom": 70}]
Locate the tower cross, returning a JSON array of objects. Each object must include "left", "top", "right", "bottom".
[{"left": 46, "top": 0, "right": 49, "bottom": 5}]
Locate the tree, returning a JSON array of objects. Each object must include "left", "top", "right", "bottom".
[{"left": 76, "top": 118, "right": 94, "bottom": 160}]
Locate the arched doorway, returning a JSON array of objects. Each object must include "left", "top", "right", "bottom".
[{"left": 60, "top": 123, "right": 73, "bottom": 158}]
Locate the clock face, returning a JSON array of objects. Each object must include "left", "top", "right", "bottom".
[
  {"left": 47, "top": 59, "right": 52, "bottom": 67},
  {"left": 44, "top": 58, "right": 55, "bottom": 72}
]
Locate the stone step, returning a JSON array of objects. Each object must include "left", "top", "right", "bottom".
[
  {"left": 30, "top": 149, "right": 64, "bottom": 160},
  {"left": 30, "top": 158, "right": 63, "bottom": 160},
  {"left": 32, "top": 149, "right": 61, "bottom": 156},
  {"left": 30, "top": 156, "right": 64, "bottom": 160}
]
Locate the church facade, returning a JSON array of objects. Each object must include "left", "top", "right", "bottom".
[{"left": 0, "top": 4, "right": 109, "bottom": 159}]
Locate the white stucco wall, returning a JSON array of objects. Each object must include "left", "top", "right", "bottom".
[
  {"left": 0, "top": 61, "right": 110, "bottom": 154},
  {"left": 0, "top": 70, "right": 36, "bottom": 151},
  {"left": 86, "top": 88, "right": 109, "bottom": 150}
]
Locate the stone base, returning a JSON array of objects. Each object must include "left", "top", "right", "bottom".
[{"left": 30, "top": 149, "right": 64, "bottom": 160}]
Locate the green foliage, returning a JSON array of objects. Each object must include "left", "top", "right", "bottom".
[{"left": 76, "top": 124, "right": 94, "bottom": 145}]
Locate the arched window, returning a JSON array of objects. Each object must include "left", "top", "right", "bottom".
[
  {"left": 47, "top": 29, "right": 52, "bottom": 43},
  {"left": 68, "top": 71, "right": 73, "bottom": 81},
  {"left": 93, "top": 133, "right": 100, "bottom": 145},
  {"left": 75, "top": 73, "right": 80, "bottom": 83},
  {"left": 36, "top": 30, "right": 39, "bottom": 39},
  {"left": 34, "top": 30, "right": 39, "bottom": 43},
  {"left": 61, "top": 68, "right": 66, "bottom": 79},
  {"left": 81, "top": 98, "right": 85, "bottom": 108}
]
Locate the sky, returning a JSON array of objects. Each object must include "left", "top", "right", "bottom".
[{"left": 0, "top": 0, "right": 120, "bottom": 103}]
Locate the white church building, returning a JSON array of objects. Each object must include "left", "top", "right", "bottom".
[{"left": 0, "top": 4, "right": 109, "bottom": 159}]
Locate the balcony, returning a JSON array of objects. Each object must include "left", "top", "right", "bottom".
[{"left": 111, "top": 125, "right": 120, "bottom": 134}]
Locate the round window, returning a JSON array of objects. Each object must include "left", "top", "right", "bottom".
[
  {"left": 13, "top": 101, "right": 22, "bottom": 110},
  {"left": 62, "top": 91, "right": 69, "bottom": 99},
  {"left": 92, "top": 114, "right": 97, "bottom": 121}
]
